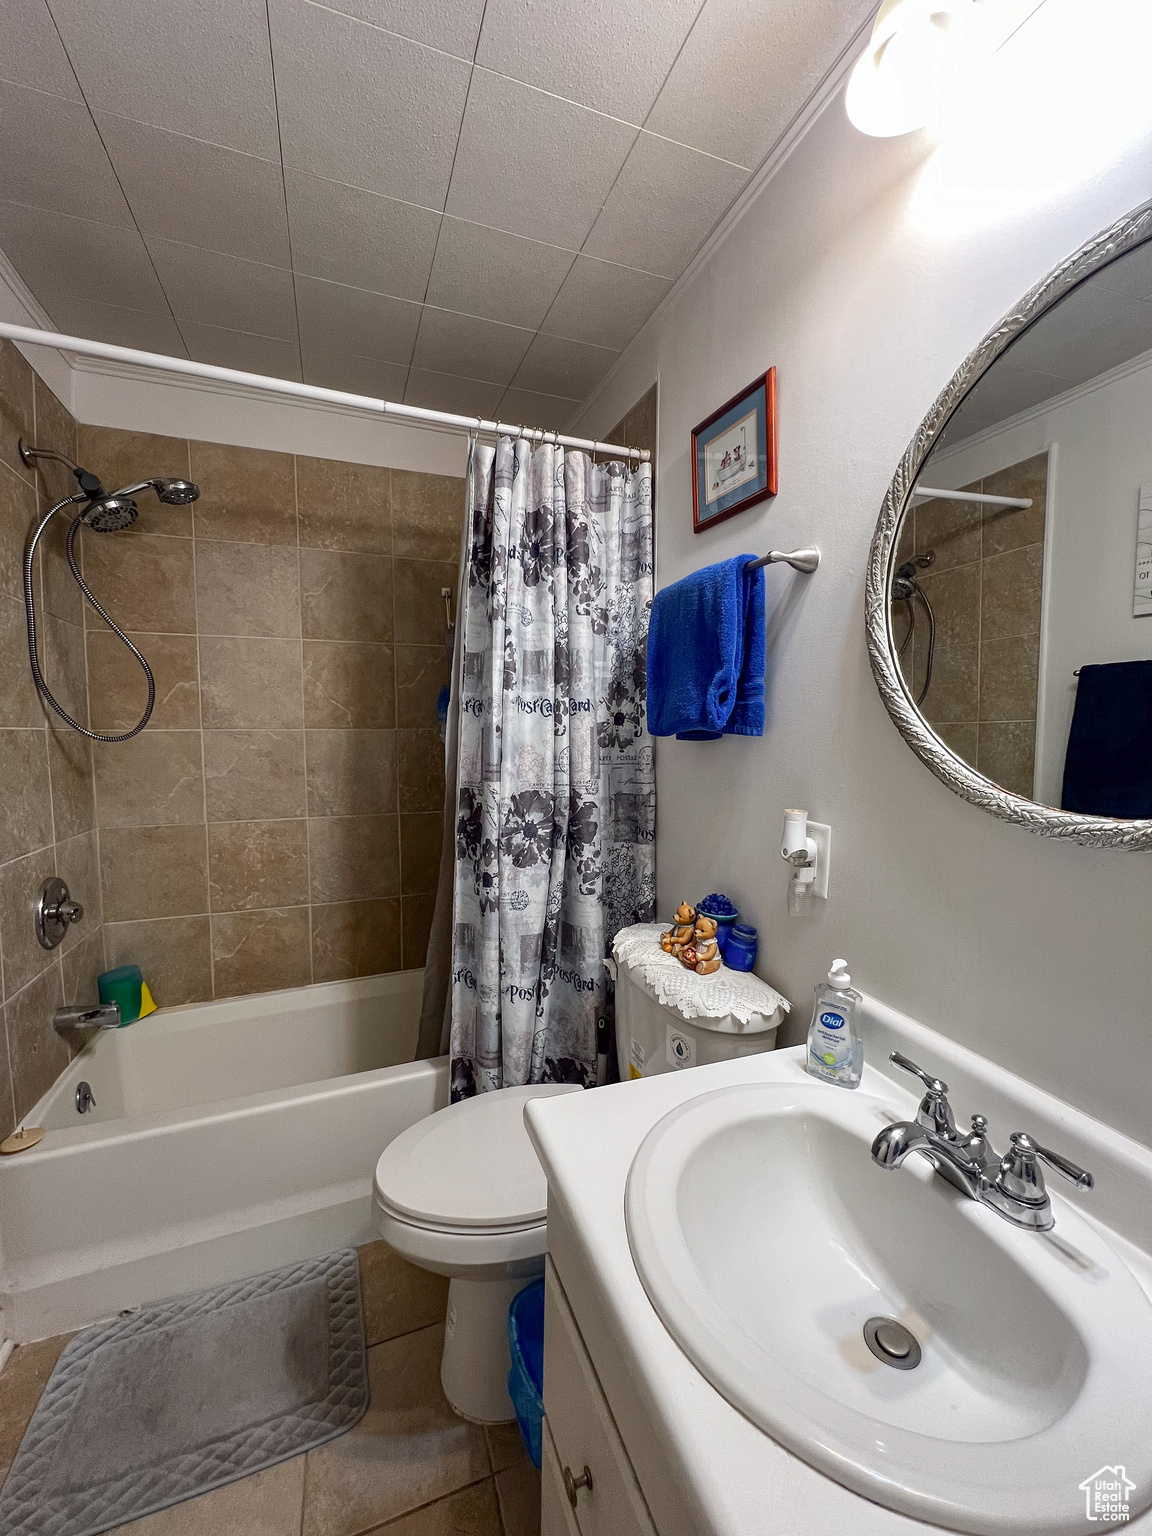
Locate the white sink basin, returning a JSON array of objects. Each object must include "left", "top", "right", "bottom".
[{"left": 625, "top": 1080, "right": 1152, "bottom": 1534}]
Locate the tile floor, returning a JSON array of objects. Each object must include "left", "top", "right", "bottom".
[{"left": 0, "top": 1242, "right": 541, "bottom": 1536}]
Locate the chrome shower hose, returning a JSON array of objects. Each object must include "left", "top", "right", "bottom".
[{"left": 24, "top": 494, "right": 156, "bottom": 743}]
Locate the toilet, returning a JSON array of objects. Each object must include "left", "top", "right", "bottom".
[{"left": 373, "top": 1082, "right": 581, "bottom": 1423}]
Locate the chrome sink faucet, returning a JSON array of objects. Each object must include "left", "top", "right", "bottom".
[{"left": 871, "top": 1052, "right": 1093, "bottom": 1232}]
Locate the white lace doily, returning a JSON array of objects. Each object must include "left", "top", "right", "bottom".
[{"left": 611, "top": 923, "right": 790, "bottom": 1028}]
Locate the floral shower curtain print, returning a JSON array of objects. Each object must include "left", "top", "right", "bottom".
[{"left": 450, "top": 437, "right": 655, "bottom": 1098}]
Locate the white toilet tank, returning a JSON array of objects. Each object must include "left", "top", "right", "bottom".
[{"left": 614, "top": 927, "right": 789, "bottom": 1080}]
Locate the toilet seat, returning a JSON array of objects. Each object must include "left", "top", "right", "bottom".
[{"left": 373, "top": 1082, "right": 581, "bottom": 1233}]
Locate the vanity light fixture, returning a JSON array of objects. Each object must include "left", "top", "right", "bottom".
[{"left": 846, "top": 0, "right": 971, "bottom": 138}]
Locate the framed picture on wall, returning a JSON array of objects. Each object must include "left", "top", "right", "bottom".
[{"left": 691, "top": 368, "right": 778, "bottom": 533}]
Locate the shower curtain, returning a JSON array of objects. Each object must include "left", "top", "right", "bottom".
[{"left": 426, "top": 436, "right": 655, "bottom": 1098}]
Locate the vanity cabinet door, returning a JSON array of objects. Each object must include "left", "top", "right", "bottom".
[
  {"left": 543, "top": 1258, "right": 658, "bottom": 1536},
  {"left": 542, "top": 1420, "right": 584, "bottom": 1536}
]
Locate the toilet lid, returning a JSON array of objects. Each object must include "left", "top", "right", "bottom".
[{"left": 374, "top": 1083, "right": 582, "bottom": 1230}]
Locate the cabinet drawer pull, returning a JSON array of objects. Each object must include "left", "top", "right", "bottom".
[{"left": 564, "top": 1463, "right": 594, "bottom": 1509}]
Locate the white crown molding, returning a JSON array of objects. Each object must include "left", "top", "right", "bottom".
[
  {"left": 567, "top": 12, "right": 875, "bottom": 436},
  {"left": 0, "top": 248, "right": 78, "bottom": 410},
  {"left": 0, "top": 246, "right": 56, "bottom": 331},
  {"left": 932, "top": 340, "right": 1152, "bottom": 468},
  {"left": 68, "top": 351, "right": 402, "bottom": 425}
]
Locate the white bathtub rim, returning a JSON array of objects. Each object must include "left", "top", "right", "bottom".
[
  {"left": 24, "top": 968, "right": 426, "bottom": 1134},
  {"left": 2, "top": 1054, "right": 448, "bottom": 1163}
]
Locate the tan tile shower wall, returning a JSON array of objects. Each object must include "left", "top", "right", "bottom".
[
  {"left": 894, "top": 452, "right": 1047, "bottom": 799},
  {"left": 78, "top": 429, "right": 461, "bottom": 1013},
  {"left": 0, "top": 336, "right": 460, "bottom": 1134},
  {"left": 0, "top": 339, "right": 106, "bottom": 1137}
]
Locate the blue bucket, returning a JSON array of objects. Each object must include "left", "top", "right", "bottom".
[{"left": 507, "top": 1278, "right": 545, "bottom": 1469}]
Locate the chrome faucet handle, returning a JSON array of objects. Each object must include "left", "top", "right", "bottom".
[
  {"left": 995, "top": 1131, "right": 1094, "bottom": 1207},
  {"left": 889, "top": 1052, "right": 957, "bottom": 1141},
  {"left": 890, "top": 1051, "right": 948, "bottom": 1095}
]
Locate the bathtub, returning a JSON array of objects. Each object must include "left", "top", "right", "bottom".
[{"left": 0, "top": 972, "right": 448, "bottom": 1342}]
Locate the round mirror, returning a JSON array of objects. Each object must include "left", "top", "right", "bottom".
[{"left": 867, "top": 201, "right": 1152, "bottom": 847}]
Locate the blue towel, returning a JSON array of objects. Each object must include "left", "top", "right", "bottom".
[
  {"left": 646, "top": 555, "right": 766, "bottom": 740},
  {"left": 1061, "top": 660, "right": 1152, "bottom": 817}
]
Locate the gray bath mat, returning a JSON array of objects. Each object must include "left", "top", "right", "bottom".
[{"left": 0, "top": 1248, "right": 368, "bottom": 1536}]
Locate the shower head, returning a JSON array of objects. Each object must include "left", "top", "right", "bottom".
[
  {"left": 111, "top": 477, "right": 200, "bottom": 505},
  {"left": 153, "top": 478, "right": 200, "bottom": 505},
  {"left": 82, "top": 495, "right": 139, "bottom": 533}
]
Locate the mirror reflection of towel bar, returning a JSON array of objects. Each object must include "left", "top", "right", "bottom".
[
  {"left": 913, "top": 485, "right": 1032, "bottom": 510},
  {"left": 748, "top": 547, "right": 820, "bottom": 573}
]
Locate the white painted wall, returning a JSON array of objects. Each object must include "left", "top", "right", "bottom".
[
  {"left": 930, "top": 354, "right": 1152, "bottom": 807},
  {"left": 575, "top": 82, "right": 1152, "bottom": 1145}
]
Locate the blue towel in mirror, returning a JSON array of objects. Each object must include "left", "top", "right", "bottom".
[
  {"left": 1061, "top": 660, "right": 1152, "bottom": 817},
  {"left": 646, "top": 555, "right": 765, "bottom": 740}
]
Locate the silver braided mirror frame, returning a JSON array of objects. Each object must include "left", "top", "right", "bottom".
[{"left": 865, "top": 198, "right": 1152, "bottom": 850}]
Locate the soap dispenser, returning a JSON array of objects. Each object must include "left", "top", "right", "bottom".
[{"left": 806, "top": 959, "right": 863, "bottom": 1089}]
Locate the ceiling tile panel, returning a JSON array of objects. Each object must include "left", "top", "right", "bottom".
[
  {"left": 445, "top": 70, "right": 638, "bottom": 250},
  {"left": 644, "top": 0, "right": 874, "bottom": 169},
  {"left": 0, "top": 0, "right": 83, "bottom": 99},
  {"left": 45, "top": 0, "right": 280, "bottom": 157},
  {"left": 270, "top": 0, "right": 471, "bottom": 209},
  {"left": 295, "top": 274, "right": 422, "bottom": 366},
  {"left": 285, "top": 171, "right": 440, "bottom": 302},
  {"left": 426, "top": 219, "right": 573, "bottom": 329},
  {"left": 540, "top": 256, "right": 669, "bottom": 351},
  {"left": 510, "top": 332, "right": 617, "bottom": 400},
  {"left": 181, "top": 321, "right": 302, "bottom": 380},
  {"left": 947, "top": 366, "right": 1072, "bottom": 442},
  {"left": 300, "top": 347, "right": 409, "bottom": 400},
  {"left": 1093, "top": 241, "right": 1152, "bottom": 303},
  {"left": 316, "top": 0, "right": 487, "bottom": 61},
  {"left": 0, "top": 84, "right": 133, "bottom": 226},
  {"left": 97, "top": 115, "right": 290, "bottom": 267},
  {"left": 44, "top": 295, "right": 189, "bottom": 355},
  {"left": 412, "top": 307, "right": 534, "bottom": 386},
  {"left": 583, "top": 131, "right": 747, "bottom": 280},
  {"left": 147, "top": 241, "right": 298, "bottom": 339},
  {"left": 475, "top": 0, "right": 703, "bottom": 123},
  {"left": 0, "top": 201, "right": 170, "bottom": 312},
  {"left": 404, "top": 368, "right": 506, "bottom": 417},
  {"left": 496, "top": 387, "right": 578, "bottom": 433}
]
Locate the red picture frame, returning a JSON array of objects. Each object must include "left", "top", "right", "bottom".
[{"left": 691, "top": 367, "right": 778, "bottom": 534}]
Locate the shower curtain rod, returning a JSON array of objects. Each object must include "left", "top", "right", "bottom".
[{"left": 0, "top": 322, "right": 650, "bottom": 462}]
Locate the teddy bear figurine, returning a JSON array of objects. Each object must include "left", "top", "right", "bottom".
[
  {"left": 692, "top": 913, "right": 722, "bottom": 975},
  {"left": 661, "top": 904, "right": 722, "bottom": 974},
  {"left": 660, "top": 902, "right": 698, "bottom": 960}
]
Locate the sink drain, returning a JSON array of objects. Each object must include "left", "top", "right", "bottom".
[{"left": 863, "top": 1316, "right": 921, "bottom": 1370}]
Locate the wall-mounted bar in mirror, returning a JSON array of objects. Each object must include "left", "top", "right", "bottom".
[{"left": 912, "top": 485, "right": 1032, "bottom": 509}]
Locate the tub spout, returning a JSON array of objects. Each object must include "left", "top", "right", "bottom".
[{"left": 54, "top": 1003, "right": 120, "bottom": 1041}]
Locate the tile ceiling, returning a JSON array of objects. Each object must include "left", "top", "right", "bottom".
[
  {"left": 0, "top": 0, "right": 875, "bottom": 430},
  {"left": 940, "top": 240, "right": 1152, "bottom": 448}
]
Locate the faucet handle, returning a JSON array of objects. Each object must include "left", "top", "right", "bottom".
[
  {"left": 890, "top": 1051, "right": 948, "bottom": 1095},
  {"left": 1018, "top": 1132, "right": 1094, "bottom": 1192},
  {"left": 996, "top": 1131, "right": 1094, "bottom": 1206},
  {"left": 890, "top": 1052, "right": 957, "bottom": 1141}
]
